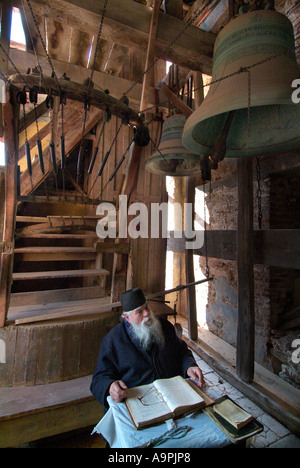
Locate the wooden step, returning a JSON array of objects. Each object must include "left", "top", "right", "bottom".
[
  {"left": 7, "top": 296, "right": 113, "bottom": 324},
  {"left": 10, "top": 285, "right": 105, "bottom": 307},
  {"left": 16, "top": 219, "right": 99, "bottom": 236},
  {"left": 14, "top": 247, "right": 97, "bottom": 253},
  {"left": 12, "top": 269, "right": 109, "bottom": 281},
  {"left": 16, "top": 216, "right": 49, "bottom": 223},
  {"left": 14, "top": 246, "right": 97, "bottom": 261},
  {"left": 16, "top": 233, "right": 99, "bottom": 239},
  {"left": 16, "top": 216, "right": 102, "bottom": 223}
]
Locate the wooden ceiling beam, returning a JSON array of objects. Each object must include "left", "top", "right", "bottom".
[
  {"left": 15, "top": 0, "right": 215, "bottom": 74},
  {"left": 10, "top": 73, "right": 143, "bottom": 126},
  {"left": 9, "top": 48, "right": 168, "bottom": 113}
]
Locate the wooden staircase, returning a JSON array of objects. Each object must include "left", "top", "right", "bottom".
[{"left": 7, "top": 213, "right": 112, "bottom": 325}]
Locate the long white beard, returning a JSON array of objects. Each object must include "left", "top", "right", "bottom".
[{"left": 129, "top": 314, "right": 165, "bottom": 350}]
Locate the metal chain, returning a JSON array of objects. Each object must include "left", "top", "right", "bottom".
[
  {"left": 21, "top": 0, "right": 46, "bottom": 92},
  {"left": 256, "top": 156, "right": 263, "bottom": 229},
  {"left": 0, "top": 69, "right": 10, "bottom": 84},
  {"left": 75, "top": 0, "right": 109, "bottom": 195},
  {"left": 24, "top": 0, "right": 61, "bottom": 92},
  {"left": 191, "top": 51, "right": 289, "bottom": 97},
  {"left": 99, "top": 135, "right": 135, "bottom": 198},
  {"left": 88, "top": 0, "right": 109, "bottom": 96},
  {"left": 148, "top": 133, "right": 173, "bottom": 170},
  {"left": 0, "top": 43, "right": 30, "bottom": 88},
  {"left": 87, "top": 121, "right": 123, "bottom": 198}
]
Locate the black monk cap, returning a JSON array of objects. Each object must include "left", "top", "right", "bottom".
[{"left": 120, "top": 287, "right": 146, "bottom": 312}]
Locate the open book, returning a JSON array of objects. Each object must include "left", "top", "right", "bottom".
[{"left": 125, "top": 375, "right": 206, "bottom": 429}]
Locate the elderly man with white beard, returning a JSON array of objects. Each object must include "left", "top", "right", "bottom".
[{"left": 90, "top": 287, "right": 204, "bottom": 409}]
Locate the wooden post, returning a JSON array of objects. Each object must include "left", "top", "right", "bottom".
[
  {"left": 185, "top": 176, "right": 197, "bottom": 340},
  {"left": 140, "top": 0, "right": 160, "bottom": 113},
  {"left": 236, "top": 157, "right": 255, "bottom": 382},
  {"left": 0, "top": 88, "right": 19, "bottom": 327},
  {"left": 184, "top": 72, "right": 204, "bottom": 340},
  {"left": 0, "top": 1, "right": 13, "bottom": 76}
]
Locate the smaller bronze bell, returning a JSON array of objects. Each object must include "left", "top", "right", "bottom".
[{"left": 145, "top": 113, "right": 202, "bottom": 176}]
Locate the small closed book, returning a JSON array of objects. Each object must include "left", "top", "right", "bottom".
[
  {"left": 213, "top": 398, "right": 253, "bottom": 430},
  {"left": 203, "top": 396, "right": 263, "bottom": 444},
  {"left": 125, "top": 375, "right": 205, "bottom": 429}
]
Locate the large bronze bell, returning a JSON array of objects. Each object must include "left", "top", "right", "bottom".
[
  {"left": 146, "top": 112, "right": 202, "bottom": 176},
  {"left": 182, "top": 10, "right": 300, "bottom": 158}
]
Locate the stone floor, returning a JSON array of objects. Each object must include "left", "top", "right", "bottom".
[{"left": 192, "top": 352, "right": 300, "bottom": 448}]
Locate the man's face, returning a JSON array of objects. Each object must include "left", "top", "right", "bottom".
[{"left": 125, "top": 302, "right": 153, "bottom": 326}]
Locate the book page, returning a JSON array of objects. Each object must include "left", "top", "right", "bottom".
[
  {"left": 154, "top": 376, "right": 204, "bottom": 413},
  {"left": 125, "top": 383, "right": 172, "bottom": 426}
]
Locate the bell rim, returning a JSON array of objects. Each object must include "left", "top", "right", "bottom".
[{"left": 183, "top": 104, "right": 300, "bottom": 157}]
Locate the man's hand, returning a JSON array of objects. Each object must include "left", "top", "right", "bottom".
[
  {"left": 187, "top": 366, "right": 205, "bottom": 388},
  {"left": 109, "top": 380, "right": 128, "bottom": 402}
]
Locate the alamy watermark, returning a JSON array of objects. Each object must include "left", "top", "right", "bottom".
[
  {"left": 291, "top": 339, "right": 300, "bottom": 364},
  {"left": 0, "top": 339, "right": 5, "bottom": 363},
  {"left": 291, "top": 79, "right": 300, "bottom": 104},
  {"left": 0, "top": 79, "right": 5, "bottom": 104},
  {"left": 96, "top": 195, "right": 204, "bottom": 249}
]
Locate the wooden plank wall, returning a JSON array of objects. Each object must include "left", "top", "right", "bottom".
[
  {"left": 131, "top": 118, "right": 168, "bottom": 294},
  {"left": 87, "top": 115, "right": 168, "bottom": 296},
  {"left": 0, "top": 311, "right": 119, "bottom": 387}
]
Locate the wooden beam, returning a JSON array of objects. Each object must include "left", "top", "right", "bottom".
[
  {"left": 236, "top": 158, "right": 254, "bottom": 383},
  {"left": 168, "top": 229, "right": 300, "bottom": 270},
  {"left": 0, "top": 89, "right": 19, "bottom": 327},
  {"left": 19, "top": 99, "right": 49, "bottom": 133},
  {"left": 9, "top": 48, "right": 168, "bottom": 113},
  {"left": 16, "top": 0, "right": 215, "bottom": 73},
  {"left": 12, "top": 268, "right": 109, "bottom": 281},
  {"left": 10, "top": 73, "right": 143, "bottom": 126},
  {"left": 96, "top": 241, "right": 130, "bottom": 255},
  {"left": 0, "top": 1, "right": 13, "bottom": 76},
  {"left": 184, "top": 71, "right": 204, "bottom": 340},
  {"left": 185, "top": 176, "right": 197, "bottom": 340},
  {"left": 162, "top": 0, "right": 183, "bottom": 19},
  {"left": 140, "top": 0, "right": 160, "bottom": 113},
  {"left": 157, "top": 81, "right": 193, "bottom": 117},
  {"left": 17, "top": 194, "right": 101, "bottom": 205}
]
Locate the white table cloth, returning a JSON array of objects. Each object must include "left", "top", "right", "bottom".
[{"left": 92, "top": 396, "right": 231, "bottom": 449}]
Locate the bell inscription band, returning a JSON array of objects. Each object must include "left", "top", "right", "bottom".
[{"left": 182, "top": 10, "right": 300, "bottom": 158}]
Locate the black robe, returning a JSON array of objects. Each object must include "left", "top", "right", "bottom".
[{"left": 90, "top": 317, "right": 197, "bottom": 408}]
